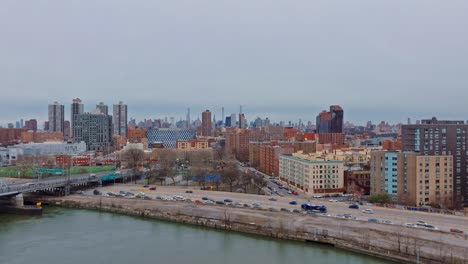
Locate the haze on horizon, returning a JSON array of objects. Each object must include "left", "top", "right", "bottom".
[{"left": 1, "top": 0, "right": 467, "bottom": 126}]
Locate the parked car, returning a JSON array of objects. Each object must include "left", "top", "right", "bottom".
[
  {"left": 450, "top": 228, "right": 464, "bottom": 234},
  {"left": 292, "top": 209, "right": 301, "bottom": 214},
  {"left": 215, "top": 201, "right": 225, "bottom": 205},
  {"left": 194, "top": 200, "right": 202, "bottom": 205},
  {"left": 268, "top": 207, "right": 279, "bottom": 212},
  {"left": 328, "top": 199, "right": 339, "bottom": 202},
  {"left": 280, "top": 208, "right": 290, "bottom": 212},
  {"left": 268, "top": 198, "right": 278, "bottom": 202},
  {"left": 289, "top": 201, "right": 297, "bottom": 205},
  {"left": 185, "top": 190, "right": 193, "bottom": 193},
  {"left": 149, "top": 186, "right": 156, "bottom": 191},
  {"left": 93, "top": 190, "right": 102, "bottom": 195},
  {"left": 313, "top": 195, "right": 322, "bottom": 198},
  {"left": 292, "top": 191, "right": 298, "bottom": 195},
  {"left": 224, "top": 199, "right": 233, "bottom": 203},
  {"left": 201, "top": 197, "right": 210, "bottom": 200},
  {"left": 362, "top": 209, "right": 374, "bottom": 214},
  {"left": 143, "top": 185, "right": 149, "bottom": 187},
  {"left": 349, "top": 204, "right": 359, "bottom": 209},
  {"left": 382, "top": 220, "right": 393, "bottom": 225},
  {"left": 368, "top": 218, "right": 379, "bottom": 223},
  {"left": 404, "top": 223, "right": 417, "bottom": 228}
]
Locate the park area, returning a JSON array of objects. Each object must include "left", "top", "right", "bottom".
[{"left": 0, "top": 165, "right": 116, "bottom": 178}]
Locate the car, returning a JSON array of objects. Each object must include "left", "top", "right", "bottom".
[
  {"left": 156, "top": 196, "right": 163, "bottom": 200},
  {"left": 292, "top": 209, "right": 301, "bottom": 214},
  {"left": 224, "top": 199, "right": 233, "bottom": 203},
  {"left": 194, "top": 200, "right": 202, "bottom": 205},
  {"left": 343, "top": 214, "right": 353, "bottom": 219},
  {"left": 119, "top": 190, "right": 126, "bottom": 194},
  {"left": 215, "top": 201, "right": 225, "bottom": 205},
  {"left": 173, "top": 196, "right": 185, "bottom": 201},
  {"left": 287, "top": 191, "right": 293, "bottom": 194},
  {"left": 143, "top": 185, "right": 149, "bottom": 188},
  {"left": 382, "top": 220, "right": 393, "bottom": 225},
  {"left": 404, "top": 223, "right": 417, "bottom": 228},
  {"left": 422, "top": 224, "right": 439, "bottom": 230},
  {"left": 289, "top": 201, "right": 297, "bottom": 205},
  {"left": 149, "top": 187, "right": 156, "bottom": 191},
  {"left": 328, "top": 199, "right": 339, "bottom": 202},
  {"left": 185, "top": 190, "right": 193, "bottom": 193},
  {"left": 143, "top": 196, "right": 152, "bottom": 200},
  {"left": 243, "top": 203, "right": 251, "bottom": 208},
  {"left": 93, "top": 190, "right": 102, "bottom": 195},
  {"left": 362, "top": 209, "right": 374, "bottom": 214},
  {"left": 268, "top": 198, "right": 278, "bottom": 202},
  {"left": 201, "top": 197, "right": 210, "bottom": 200},
  {"left": 268, "top": 207, "right": 279, "bottom": 212},
  {"left": 416, "top": 221, "right": 428, "bottom": 226},
  {"left": 368, "top": 218, "right": 379, "bottom": 223},
  {"left": 292, "top": 191, "right": 298, "bottom": 195},
  {"left": 349, "top": 204, "right": 359, "bottom": 209},
  {"left": 313, "top": 195, "right": 322, "bottom": 198},
  {"left": 280, "top": 208, "right": 290, "bottom": 212},
  {"left": 450, "top": 228, "right": 464, "bottom": 234},
  {"left": 335, "top": 214, "right": 346, "bottom": 219}
]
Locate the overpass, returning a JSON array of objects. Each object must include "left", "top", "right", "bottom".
[{"left": 0, "top": 170, "right": 135, "bottom": 198}]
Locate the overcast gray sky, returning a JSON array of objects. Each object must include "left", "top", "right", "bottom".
[{"left": 1, "top": 0, "right": 467, "bottom": 126}]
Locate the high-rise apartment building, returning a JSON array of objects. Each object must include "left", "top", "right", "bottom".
[
  {"left": 71, "top": 98, "right": 84, "bottom": 138},
  {"left": 96, "top": 102, "right": 109, "bottom": 115},
  {"left": 402, "top": 117, "right": 468, "bottom": 207},
  {"left": 48, "top": 102, "right": 64, "bottom": 133},
  {"left": 239, "top": 114, "right": 246, "bottom": 129},
  {"left": 113, "top": 101, "right": 128, "bottom": 137},
  {"left": 73, "top": 113, "right": 113, "bottom": 151},
  {"left": 370, "top": 151, "right": 399, "bottom": 195},
  {"left": 230, "top": 114, "right": 237, "bottom": 127},
  {"left": 201, "top": 110, "right": 212, "bottom": 137},
  {"left": 397, "top": 153, "right": 453, "bottom": 208}
]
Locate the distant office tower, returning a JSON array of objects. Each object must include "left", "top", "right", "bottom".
[
  {"left": 73, "top": 113, "right": 113, "bottom": 151},
  {"left": 113, "top": 101, "right": 128, "bottom": 137},
  {"left": 402, "top": 117, "right": 468, "bottom": 208},
  {"left": 225, "top": 116, "right": 232, "bottom": 127},
  {"left": 24, "top": 119, "right": 38, "bottom": 131},
  {"left": 316, "top": 105, "right": 344, "bottom": 133},
  {"left": 96, "top": 102, "right": 108, "bottom": 115},
  {"left": 15, "top": 121, "right": 20, "bottom": 128},
  {"left": 71, "top": 98, "right": 84, "bottom": 138},
  {"left": 20, "top": 119, "right": 24, "bottom": 128},
  {"left": 221, "top": 107, "right": 225, "bottom": 126},
  {"left": 230, "top": 114, "right": 237, "bottom": 127},
  {"left": 48, "top": 101, "right": 65, "bottom": 132},
  {"left": 239, "top": 114, "right": 246, "bottom": 129},
  {"left": 43, "top": 121, "right": 49, "bottom": 131},
  {"left": 201, "top": 110, "right": 212, "bottom": 137}
]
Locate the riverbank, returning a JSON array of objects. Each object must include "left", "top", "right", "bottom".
[{"left": 44, "top": 195, "right": 468, "bottom": 264}]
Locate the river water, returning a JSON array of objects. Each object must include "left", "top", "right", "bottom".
[{"left": 0, "top": 208, "right": 394, "bottom": 264}]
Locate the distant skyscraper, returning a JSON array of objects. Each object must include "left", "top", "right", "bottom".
[
  {"left": 201, "top": 110, "right": 212, "bottom": 137},
  {"left": 64, "top": 120, "right": 71, "bottom": 139},
  {"left": 225, "top": 116, "right": 232, "bottom": 127},
  {"left": 230, "top": 114, "right": 237, "bottom": 127},
  {"left": 15, "top": 121, "right": 20, "bottom": 128},
  {"left": 221, "top": 107, "right": 225, "bottom": 126},
  {"left": 48, "top": 101, "right": 65, "bottom": 132},
  {"left": 113, "top": 101, "right": 128, "bottom": 137},
  {"left": 96, "top": 102, "right": 109, "bottom": 115},
  {"left": 186, "top": 108, "right": 191, "bottom": 128},
  {"left": 71, "top": 98, "right": 84, "bottom": 138},
  {"left": 239, "top": 113, "right": 246, "bottom": 129},
  {"left": 316, "top": 105, "right": 344, "bottom": 133},
  {"left": 43, "top": 121, "right": 49, "bottom": 131},
  {"left": 20, "top": 119, "right": 24, "bottom": 128}
]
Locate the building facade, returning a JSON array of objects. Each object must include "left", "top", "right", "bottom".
[
  {"left": 48, "top": 102, "right": 65, "bottom": 133},
  {"left": 397, "top": 153, "right": 453, "bottom": 208},
  {"left": 73, "top": 113, "right": 113, "bottom": 151},
  {"left": 279, "top": 153, "right": 344, "bottom": 194},
  {"left": 24, "top": 119, "right": 38, "bottom": 131},
  {"left": 146, "top": 128, "right": 196, "bottom": 148},
  {"left": 402, "top": 117, "right": 468, "bottom": 207},
  {"left": 96, "top": 102, "right": 109, "bottom": 115},
  {"left": 370, "top": 151, "right": 399, "bottom": 195}
]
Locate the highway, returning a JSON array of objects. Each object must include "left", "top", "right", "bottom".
[{"left": 94, "top": 184, "right": 468, "bottom": 235}]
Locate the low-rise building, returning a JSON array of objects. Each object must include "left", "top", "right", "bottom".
[
  {"left": 176, "top": 139, "right": 210, "bottom": 149},
  {"left": 279, "top": 153, "right": 344, "bottom": 194}
]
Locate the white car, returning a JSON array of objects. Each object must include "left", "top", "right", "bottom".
[
  {"left": 328, "top": 199, "right": 339, "bottom": 202},
  {"left": 313, "top": 195, "right": 322, "bottom": 198},
  {"left": 362, "top": 209, "right": 374, "bottom": 214},
  {"left": 404, "top": 223, "right": 417, "bottom": 228}
]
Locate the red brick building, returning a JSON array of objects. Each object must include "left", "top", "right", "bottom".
[
  {"left": 318, "top": 133, "right": 345, "bottom": 145},
  {"left": 0, "top": 128, "right": 28, "bottom": 146},
  {"left": 259, "top": 145, "right": 294, "bottom": 176},
  {"left": 21, "top": 131, "right": 64, "bottom": 143},
  {"left": 127, "top": 127, "right": 147, "bottom": 143}
]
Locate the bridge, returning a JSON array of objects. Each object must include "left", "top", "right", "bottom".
[{"left": 0, "top": 170, "right": 134, "bottom": 198}]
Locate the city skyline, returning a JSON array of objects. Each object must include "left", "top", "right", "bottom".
[{"left": 1, "top": 1, "right": 468, "bottom": 125}]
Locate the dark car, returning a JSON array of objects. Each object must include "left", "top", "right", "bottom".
[
  {"left": 450, "top": 228, "right": 464, "bottom": 234},
  {"left": 215, "top": 201, "right": 225, "bottom": 205},
  {"left": 289, "top": 201, "right": 297, "bottom": 205},
  {"left": 268, "top": 198, "right": 278, "bottom": 202},
  {"left": 292, "top": 209, "right": 301, "bottom": 214},
  {"left": 93, "top": 190, "right": 102, "bottom": 195},
  {"left": 185, "top": 190, "right": 193, "bottom": 193},
  {"left": 224, "top": 199, "right": 233, "bottom": 203},
  {"left": 202, "top": 197, "right": 209, "bottom": 200},
  {"left": 349, "top": 204, "right": 359, "bottom": 209},
  {"left": 368, "top": 218, "right": 379, "bottom": 223}
]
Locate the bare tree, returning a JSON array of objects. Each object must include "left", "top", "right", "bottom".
[
  {"left": 239, "top": 172, "right": 251, "bottom": 193},
  {"left": 191, "top": 165, "right": 209, "bottom": 189},
  {"left": 220, "top": 162, "right": 239, "bottom": 192},
  {"left": 124, "top": 147, "right": 144, "bottom": 183},
  {"left": 252, "top": 174, "right": 268, "bottom": 194}
]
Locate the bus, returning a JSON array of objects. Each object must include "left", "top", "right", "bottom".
[{"left": 301, "top": 203, "right": 327, "bottom": 213}]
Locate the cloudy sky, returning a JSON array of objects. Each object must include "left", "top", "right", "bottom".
[{"left": 1, "top": 0, "right": 467, "bottom": 127}]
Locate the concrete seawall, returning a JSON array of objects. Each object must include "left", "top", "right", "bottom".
[{"left": 45, "top": 196, "right": 468, "bottom": 264}]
